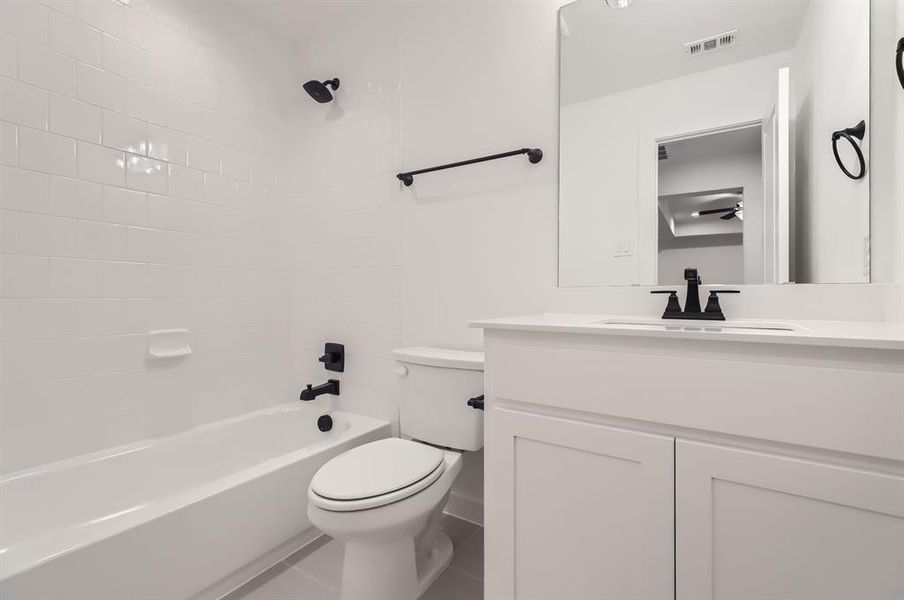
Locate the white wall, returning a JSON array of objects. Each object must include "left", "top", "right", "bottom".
[
  {"left": 790, "top": 0, "right": 870, "bottom": 283},
  {"left": 560, "top": 52, "right": 787, "bottom": 287},
  {"left": 658, "top": 241, "right": 744, "bottom": 286},
  {"left": 284, "top": 25, "right": 403, "bottom": 437},
  {"left": 0, "top": 0, "right": 298, "bottom": 473},
  {"left": 282, "top": 1, "right": 562, "bottom": 523}
]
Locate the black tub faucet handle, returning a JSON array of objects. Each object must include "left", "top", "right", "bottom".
[{"left": 318, "top": 342, "right": 344, "bottom": 372}]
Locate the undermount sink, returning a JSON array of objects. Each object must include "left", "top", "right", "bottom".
[{"left": 593, "top": 318, "right": 808, "bottom": 333}]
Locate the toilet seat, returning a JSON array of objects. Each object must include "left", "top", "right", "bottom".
[{"left": 309, "top": 438, "right": 446, "bottom": 512}]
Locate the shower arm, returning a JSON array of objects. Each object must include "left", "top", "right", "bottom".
[{"left": 397, "top": 147, "right": 542, "bottom": 186}]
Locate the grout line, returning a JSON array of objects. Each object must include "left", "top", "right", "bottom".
[
  {"left": 447, "top": 566, "right": 484, "bottom": 585},
  {"left": 296, "top": 569, "right": 339, "bottom": 595},
  {"left": 284, "top": 544, "right": 341, "bottom": 592}
]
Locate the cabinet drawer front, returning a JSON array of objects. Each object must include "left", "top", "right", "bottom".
[
  {"left": 486, "top": 408, "right": 674, "bottom": 600},
  {"left": 486, "top": 333, "right": 904, "bottom": 460},
  {"left": 676, "top": 440, "right": 904, "bottom": 600}
]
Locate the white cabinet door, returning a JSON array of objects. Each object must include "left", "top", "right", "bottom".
[
  {"left": 485, "top": 408, "right": 674, "bottom": 600},
  {"left": 676, "top": 440, "right": 904, "bottom": 600}
]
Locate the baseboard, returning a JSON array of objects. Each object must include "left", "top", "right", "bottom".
[
  {"left": 444, "top": 491, "right": 484, "bottom": 526},
  {"left": 193, "top": 527, "right": 324, "bottom": 600}
]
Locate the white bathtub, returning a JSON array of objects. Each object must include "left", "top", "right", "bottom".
[{"left": 0, "top": 403, "right": 390, "bottom": 600}]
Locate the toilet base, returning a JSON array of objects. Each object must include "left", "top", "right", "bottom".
[
  {"left": 339, "top": 532, "right": 453, "bottom": 600},
  {"left": 414, "top": 531, "right": 453, "bottom": 599}
]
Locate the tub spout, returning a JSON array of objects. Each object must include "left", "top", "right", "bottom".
[{"left": 300, "top": 379, "right": 340, "bottom": 401}]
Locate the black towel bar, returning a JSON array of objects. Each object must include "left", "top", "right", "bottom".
[{"left": 397, "top": 147, "right": 542, "bottom": 186}]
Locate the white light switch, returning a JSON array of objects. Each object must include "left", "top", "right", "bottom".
[{"left": 612, "top": 240, "right": 634, "bottom": 257}]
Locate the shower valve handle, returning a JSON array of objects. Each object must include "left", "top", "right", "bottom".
[{"left": 319, "top": 352, "right": 339, "bottom": 364}]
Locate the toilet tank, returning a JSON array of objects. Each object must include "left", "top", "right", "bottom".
[{"left": 393, "top": 347, "right": 484, "bottom": 451}]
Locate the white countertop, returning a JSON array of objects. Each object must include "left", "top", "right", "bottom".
[{"left": 470, "top": 314, "right": 904, "bottom": 351}]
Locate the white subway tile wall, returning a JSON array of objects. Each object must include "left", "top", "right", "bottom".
[
  {"left": 0, "top": 0, "right": 300, "bottom": 473},
  {"left": 285, "top": 50, "right": 403, "bottom": 430}
]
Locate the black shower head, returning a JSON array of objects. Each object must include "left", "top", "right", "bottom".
[{"left": 303, "top": 78, "right": 340, "bottom": 103}]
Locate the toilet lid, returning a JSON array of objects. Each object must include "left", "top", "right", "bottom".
[{"left": 310, "top": 438, "right": 445, "bottom": 501}]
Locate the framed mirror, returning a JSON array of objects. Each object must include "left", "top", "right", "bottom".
[{"left": 558, "top": 0, "right": 871, "bottom": 286}]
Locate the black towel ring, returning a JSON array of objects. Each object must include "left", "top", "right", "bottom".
[
  {"left": 831, "top": 120, "right": 866, "bottom": 180},
  {"left": 896, "top": 37, "right": 904, "bottom": 91}
]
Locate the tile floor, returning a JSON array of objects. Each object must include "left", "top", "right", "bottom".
[{"left": 224, "top": 515, "right": 484, "bottom": 600}]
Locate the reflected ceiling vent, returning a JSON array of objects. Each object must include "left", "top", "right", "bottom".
[
  {"left": 685, "top": 29, "right": 738, "bottom": 57},
  {"left": 658, "top": 145, "right": 668, "bottom": 160}
]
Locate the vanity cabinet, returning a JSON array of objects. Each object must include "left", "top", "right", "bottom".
[
  {"left": 485, "top": 408, "right": 674, "bottom": 600},
  {"left": 478, "top": 321, "right": 904, "bottom": 600},
  {"left": 676, "top": 440, "right": 904, "bottom": 600}
]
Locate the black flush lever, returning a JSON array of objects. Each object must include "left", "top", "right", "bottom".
[{"left": 467, "top": 395, "right": 485, "bottom": 410}]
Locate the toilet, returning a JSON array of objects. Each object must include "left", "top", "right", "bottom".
[{"left": 307, "top": 347, "right": 484, "bottom": 600}]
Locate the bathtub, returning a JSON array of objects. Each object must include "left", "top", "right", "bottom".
[{"left": 0, "top": 403, "right": 390, "bottom": 600}]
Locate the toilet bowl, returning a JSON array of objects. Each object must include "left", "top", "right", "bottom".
[
  {"left": 306, "top": 347, "right": 484, "bottom": 600},
  {"left": 307, "top": 440, "right": 462, "bottom": 600}
]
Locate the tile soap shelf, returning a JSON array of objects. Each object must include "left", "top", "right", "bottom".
[{"left": 147, "top": 329, "right": 192, "bottom": 360}]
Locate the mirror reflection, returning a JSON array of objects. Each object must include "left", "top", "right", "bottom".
[
  {"left": 558, "top": 0, "right": 871, "bottom": 286},
  {"left": 657, "top": 127, "right": 761, "bottom": 286}
]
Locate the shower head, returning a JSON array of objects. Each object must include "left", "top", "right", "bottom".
[{"left": 303, "top": 78, "right": 340, "bottom": 103}]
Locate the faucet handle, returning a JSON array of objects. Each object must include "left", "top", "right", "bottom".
[
  {"left": 651, "top": 290, "right": 682, "bottom": 318},
  {"left": 704, "top": 290, "right": 740, "bottom": 317},
  {"left": 318, "top": 342, "right": 345, "bottom": 372}
]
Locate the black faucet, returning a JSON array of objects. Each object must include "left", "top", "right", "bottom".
[
  {"left": 651, "top": 268, "right": 739, "bottom": 321},
  {"left": 300, "top": 379, "right": 340, "bottom": 401},
  {"left": 683, "top": 268, "right": 703, "bottom": 314}
]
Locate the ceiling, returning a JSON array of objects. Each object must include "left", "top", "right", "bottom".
[
  {"left": 663, "top": 125, "right": 761, "bottom": 165},
  {"left": 659, "top": 188, "right": 744, "bottom": 237},
  {"left": 561, "top": 0, "right": 809, "bottom": 104}
]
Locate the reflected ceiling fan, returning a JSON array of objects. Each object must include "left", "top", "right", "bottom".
[{"left": 692, "top": 200, "right": 744, "bottom": 221}]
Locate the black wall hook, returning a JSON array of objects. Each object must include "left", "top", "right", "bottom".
[
  {"left": 397, "top": 147, "right": 542, "bottom": 186},
  {"left": 831, "top": 120, "right": 866, "bottom": 180}
]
